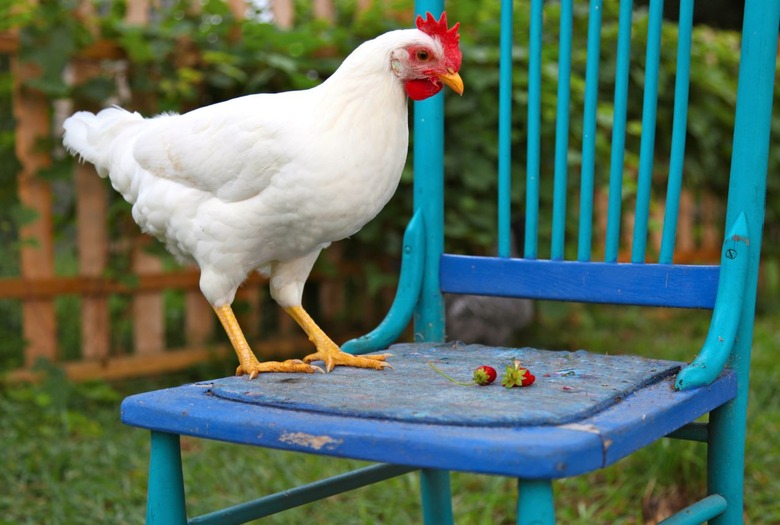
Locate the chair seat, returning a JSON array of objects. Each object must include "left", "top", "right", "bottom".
[{"left": 121, "top": 343, "right": 736, "bottom": 479}]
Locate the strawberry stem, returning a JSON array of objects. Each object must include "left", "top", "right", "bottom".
[{"left": 427, "top": 362, "right": 475, "bottom": 386}]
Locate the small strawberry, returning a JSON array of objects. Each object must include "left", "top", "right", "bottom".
[
  {"left": 473, "top": 365, "right": 498, "bottom": 386},
  {"left": 428, "top": 362, "right": 497, "bottom": 386},
  {"left": 501, "top": 359, "right": 536, "bottom": 388}
]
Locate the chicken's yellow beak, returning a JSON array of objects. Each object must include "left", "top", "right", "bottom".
[{"left": 437, "top": 68, "right": 464, "bottom": 95}]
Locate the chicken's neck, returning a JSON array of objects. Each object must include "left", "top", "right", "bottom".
[{"left": 312, "top": 30, "right": 414, "bottom": 129}]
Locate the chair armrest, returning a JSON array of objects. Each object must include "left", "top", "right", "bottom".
[
  {"left": 341, "top": 211, "right": 426, "bottom": 355},
  {"left": 675, "top": 213, "right": 750, "bottom": 391}
]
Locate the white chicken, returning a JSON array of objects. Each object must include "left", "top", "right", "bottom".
[{"left": 63, "top": 12, "right": 464, "bottom": 378}]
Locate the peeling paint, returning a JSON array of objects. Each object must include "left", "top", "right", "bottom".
[
  {"left": 560, "top": 423, "right": 601, "bottom": 435},
  {"left": 560, "top": 423, "right": 613, "bottom": 464},
  {"left": 731, "top": 234, "right": 750, "bottom": 245},
  {"left": 279, "top": 431, "right": 343, "bottom": 450}
]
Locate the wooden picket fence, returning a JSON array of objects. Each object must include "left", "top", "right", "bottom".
[
  {"left": 0, "top": 0, "right": 724, "bottom": 383},
  {"left": 0, "top": 0, "right": 404, "bottom": 382}
]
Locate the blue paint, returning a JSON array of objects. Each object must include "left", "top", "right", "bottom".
[
  {"left": 204, "top": 343, "right": 681, "bottom": 427},
  {"left": 121, "top": 362, "right": 736, "bottom": 480},
  {"left": 440, "top": 255, "right": 720, "bottom": 309}
]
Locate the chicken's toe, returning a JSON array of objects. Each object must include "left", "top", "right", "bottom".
[
  {"left": 303, "top": 350, "right": 393, "bottom": 372},
  {"left": 236, "top": 359, "right": 323, "bottom": 378}
]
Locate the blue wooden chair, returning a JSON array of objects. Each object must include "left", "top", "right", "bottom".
[{"left": 121, "top": 0, "right": 779, "bottom": 523}]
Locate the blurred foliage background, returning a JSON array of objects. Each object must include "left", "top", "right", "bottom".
[
  {"left": 2, "top": 0, "right": 778, "bottom": 261},
  {"left": 1, "top": 0, "right": 779, "bottom": 370}
]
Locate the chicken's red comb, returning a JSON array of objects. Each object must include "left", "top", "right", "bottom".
[{"left": 416, "top": 11, "right": 462, "bottom": 70}]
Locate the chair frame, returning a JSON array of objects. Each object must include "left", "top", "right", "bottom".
[{"left": 121, "top": 0, "right": 779, "bottom": 523}]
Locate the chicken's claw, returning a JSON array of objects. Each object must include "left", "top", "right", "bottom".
[
  {"left": 236, "top": 359, "right": 324, "bottom": 379},
  {"left": 303, "top": 351, "right": 393, "bottom": 373},
  {"left": 284, "top": 305, "right": 392, "bottom": 373}
]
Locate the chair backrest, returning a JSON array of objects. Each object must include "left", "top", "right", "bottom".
[{"left": 411, "top": 0, "right": 778, "bottom": 379}]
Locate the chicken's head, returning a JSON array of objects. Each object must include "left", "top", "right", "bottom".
[{"left": 392, "top": 12, "right": 464, "bottom": 101}]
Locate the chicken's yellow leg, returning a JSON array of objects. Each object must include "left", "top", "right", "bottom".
[
  {"left": 213, "top": 305, "right": 321, "bottom": 379},
  {"left": 284, "top": 305, "right": 391, "bottom": 373}
]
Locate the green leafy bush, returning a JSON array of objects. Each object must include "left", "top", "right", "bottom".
[{"left": 3, "top": 0, "right": 779, "bottom": 293}]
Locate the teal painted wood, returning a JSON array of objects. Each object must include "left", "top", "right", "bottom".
[
  {"left": 421, "top": 469, "right": 454, "bottom": 525},
  {"left": 551, "top": 0, "right": 573, "bottom": 261},
  {"left": 576, "top": 0, "right": 602, "bottom": 262},
  {"left": 146, "top": 431, "right": 186, "bottom": 525},
  {"left": 412, "top": 3, "right": 445, "bottom": 344},
  {"left": 631, "top": 0, "right": 663, "bottom": 263},
  {"left": 666, "top": 422, "right": 708, "bottom": 443},
  {"left": 525, "top": 0, "right": 543, "bottom": 260},
  {"left": 675, "top": 215, "right": 749, "bottom": 390},
  {"left": 188, "top": 464, "right": 417, "bottom": 525},
  {"left": 657, "top": 494, "right": 727, "bottom": 525},
  {"left": 604, "top": 0, "right": 633, "bottom": 262},
  {"left": 341, "top": 211, "right": 425, "bottom": 355},
  {"left": 709, "top": 2, "right": 779, "bottom": 523},
  {"left": 517, "top": 480, "right": 555, "bottom": 525},
  {"left": 709, "top": 403, "right": 745, "bottom": 525},
  {"left": 413, "top": 2, "right": 450, "bottom": 521},
  {"left": 659, "top": 0, "right": 694, "bottom": 265},
  {"left": 497, "top": 0, "right": 514, "bottom": 259}
]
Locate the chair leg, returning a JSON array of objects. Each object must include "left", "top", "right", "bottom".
[
  {"left": 420, "top": 469, "right": 454, "bottom": 525},
  {"left": 517, "top": 479, "right": 555, "bottom": 525},
  {"left": 708, "top": 399, "right": 747, "bottom": 525},
  {"left": 146, "top": 431, "right": 187, "bottom": 525}
]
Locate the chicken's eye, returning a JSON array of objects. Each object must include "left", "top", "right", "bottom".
[{"left": 415, "top": 50, "right": 431, "bottom": 61}]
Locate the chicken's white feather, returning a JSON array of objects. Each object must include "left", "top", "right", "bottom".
[{"left": 62, "top": 27, "right": 448, "bottom": 308}]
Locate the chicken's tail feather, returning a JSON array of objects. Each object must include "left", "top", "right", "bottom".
[{"left": 62, "top": 107, "right": 143, "bottom": 177}]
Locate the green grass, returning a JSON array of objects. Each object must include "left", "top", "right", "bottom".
[{"left": 1, "top": 306, "right": 779, "bottom": 524}]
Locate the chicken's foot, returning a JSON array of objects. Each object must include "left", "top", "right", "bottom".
[
  {"left": 284, "top": 305, "right": 392, "bottom": 373},
  {"left": 213, "top": 304, "right": 322, "bottom": 379}
]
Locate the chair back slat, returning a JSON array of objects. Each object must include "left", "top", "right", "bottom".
[
  {"left": 497, "top": 0, "right": 515, "bottom": 259},
  {"left": 551, "top": 0, "right": 574, "bottom": 261},
  {"left": 659, "top": 0, "right": 695, "bottom": 264},
  {"left": 577, "top": 0, "right": 603, "bottom": 262},
  {"left": 524, "top": 0, "right": 544, "bottom": 260},
  {"left": 631, "top": 0, "right": 665, "bottom": 263},
  {"left": 440, "top": 255, "right": 720, "bottom": 309},
  {"left": 440, "top": 0, "right": 776, "bottom": 314},
  {"left": 603, "top": 0, "right": 635, "bottom": 263}
]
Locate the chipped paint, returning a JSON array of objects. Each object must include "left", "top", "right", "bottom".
[
  {"left": 560, "top": 423, "right": 601, "bottom": 435},
  {"left": 279, "top": 431, "right": 343, "bottom": 450},
  {"left": 560, "top": 423, "right": 613, "bottom": 464},
  {"left": 731, "top": 234, "right": 750, "bottom": 245}
]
